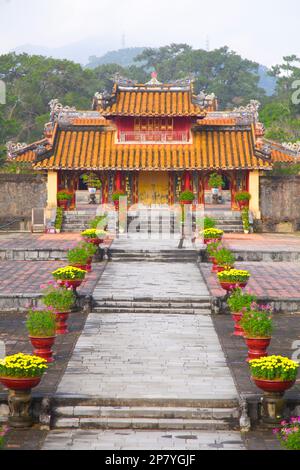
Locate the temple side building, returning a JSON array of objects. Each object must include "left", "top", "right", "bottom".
[{"left": 8, "top": 74, "right": 299, "bottom": 222}]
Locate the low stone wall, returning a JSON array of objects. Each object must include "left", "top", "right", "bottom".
[
  {"left": 259, "top": 175, "right": 300, "bottom": 232},
  {"left": 0, "top": 174, "right": 47, "bottom": 229}
]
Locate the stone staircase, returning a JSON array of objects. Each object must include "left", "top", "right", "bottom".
[
  {"left": 93, "top": 297, "right": 211, "bottom": 314},
  {"left": 61, "top": 210, "right": 97, "bottom": 232},
  {"left": 51, "top": 400, "right": 240, "bottom": 431},
  {"left": 110, "top": 249, "right": 200, "bottom": 262},
  {"left": 205, "top": 211, "right": 244, "bottom": 233}
]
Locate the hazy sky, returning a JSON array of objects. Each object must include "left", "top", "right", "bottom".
[{"left": 0, "top": 0, "right": 299, "bottom": 66}]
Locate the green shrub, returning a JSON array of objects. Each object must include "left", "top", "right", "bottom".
[
  {"left": 179, "top": 190, "right": 194, "bottom": 202},
  {"left": 227, "top": 288, "right": 257, "bottom": 313},
  {"left": 214, "top": 248, "right": 235, "bottom": 268},
  {"left": 57, "top": 191, "right": 73, "bottom": 201},
  {"left": 206, "top": 241, "right": 222, "bottom": 257},
  {"left": 242, "top": 208, "right": 250, "bottom": 231},
  {"left": 235, "top": 191, "right": 251, "bottom": 202},
  {"left": 67, "top": 245, "right": 90, "bottom": 265},
  {"left": 274, "top": 417, "right": 300, "bottom": 450},
  {"left": 208, "top": 173, "right": 224, "bottom": 189},
  {"left": 81, "top": 173, "right": 102, "bottom": 189},
  {"left": 112, "top": 191, "right": 127, "bottom": 202},
  {"left": 88, "top": 215, "right": 107, "bottom": 229},
  {"left": 55, "top": 207, "right": 64, "bottom": 230},
  {"left": 26, "top": 309, "right": 56, "bottom": 337},
  {"left": 240, "top": 310, "right": 273, "bottom": 338},
  {"left": 204, "top": 216, "right": 216, "bottom": 230},
  {"left": 80, "top": 242, "right": 98, "bottom": 257},
  {"left": 41, "top": 283, "right": 76, "bottom": 312}
]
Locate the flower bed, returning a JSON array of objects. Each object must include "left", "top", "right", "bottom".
[
  {"left": 52, "top": 266, "right": 87, "bottom": 281},
  {"left": 217, "top": 269, "right": 250, "bottom": 284},
  {"left": 203, "top": 228, "right": 224, "bottom": 242}
]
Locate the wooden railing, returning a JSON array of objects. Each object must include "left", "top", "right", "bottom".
[{"left": 118, "top": 131, "right": 190, "bottom": 143}]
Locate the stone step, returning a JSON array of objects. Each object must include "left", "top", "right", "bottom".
[
  {"left": 96, "top": 301, "right": 211, "bottom": 308},
  {"left": 53, "top": 405, "right": 239, "bottom": 420},
  {"left": 93, "top": 307, "right": 212, "bottom": 314}
]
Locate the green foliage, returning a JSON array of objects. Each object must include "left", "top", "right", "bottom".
[
  {"left": 81, "top": 173, "right": 102, "bottom": 189},
  {"left": 271, "top": 162, "right": 300, "bottom": 176},
  {"left": 275, "top": 418, "right": 300, "bottom": 450},
  {"left": 0, "top": 161, "right": 35, "bottom": 174},
  {"left": 55, "top": 207, "right": 63, "bottom": 230},
  {"left": 240, "top": 310, "right": 273, "bottom": 338},
  {"left": 249, "top": 356, "right": 299, "bottom": 382},
  {"left": 179, "top": 190, "right": 194, "bottom": 202},
  {"left": 57, "top": 191, "right": 72, "bottom": 201},
  {"left": 80, "top": 241, "right": 98, "bottom": 257},
  {"left": 26, "top": 309, "right": 56, "bottom": 337},
  {"left": 227, "top": 288, "right": 257, "bottom": 313},
  {"left": 242, "top": 208, "right": 250, "bottom": 231},
  {"left": 88, "top": 215, "right": 107, "bottom": 229},
  {"left": 112, "top": 191, "right": 126, "bottom": 202},
  {"left": 0, "top": 425, "right": 9, "bottom": 449},
  {"left": 204, "top": 217, "right": 216, "bottom": 230},
  {"left": 67, "top": 245, "right": 90, "bottom": 265},
  {"left": 235, "top": 191, "right": 251, "bottom": 202},
  {"left": 42, "top": 284, "right": 76, "bottom": 312},
  {"left": 214, "top": 248, "right": 235, "bottom": 268},
  {"left": 206, "top": 241, "right": 221, "bottom": 257},
  {"left": 208, "top": 173, "right": 224, "bottom": 189}
]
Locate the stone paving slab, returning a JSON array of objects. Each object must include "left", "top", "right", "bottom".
[
  {"left": 56, "top": 314, "right": 238, "bottom": 401},
  {"left": 42, "top": 429, "right": 245, "bottom": 450},
  {"left": 94, "top": 262, "right": 209, "bottom": 300},
  {"left": 223, "top": 233, "right": 300, "bottom": 252},
  {"left": 201, "top": 262, "right": 300, "bottom": 300}
]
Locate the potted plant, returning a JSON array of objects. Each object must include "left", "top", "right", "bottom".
[
  {"left": 249, "top": 355, "right": 299, "bottom": 395},
  {"left": 273, "top": 417, "right": 300, "bottom": 450},
  {"left": 242, "top": 208, "right": 250, "bottom": 234},
  {"left": 208, "top": 173, "right": 224, "bottom": 202},
  {"left": 204, "top": 216, "right": 216, "bottom": 230},
  {"left": 217, "top": 269, "right": 250, "bottom": 292},
  {"left": 203, "top": 228, "right": 224, "bottom": 244},
  {"left": 52, "top": 266, "right": 87, "bottom": 290},
  {"left": 54, "top": 207, "right": 63, "bottom": 234},
  {"left": 112, "top": 191, "right": 127, "bottom": 210},
  {"left": 179, "top": 190, "right": 195, "bottom": 205},
  {"left": 81, "top": 228, "right": 108, "bottom": 246},
  {"left": 41, "top": 282, "right": 76, "bottom": 335},
  {"left": 57, "top": 191, "right": 73, "bottom": 210},
  {"left": 227, "top": 288, "right": 257, "bottom": 336},
  {"left": 88, "top": 215, "right": 107, "bottom": 230},
  {"left": 235, "top": 191, "right": 251, "bottom": 210},
  {"left": 26, "top": 309, "right": 57, "bottom": 363},
  {"left": 81, "top": 173, "right": 102, "bottom": 192},
  {"left": 67, "top": 244, "right": 92, "bottom": 271},
  {"left": 206, "top": 241, "right": 222, "bottom": 272},
  {"left": 0, "top": 353, "right": 48, "bottom": 428},
  {"left": 214, "top": 247, "right": 235, "bottom": 273},
  {"left": 240, "top": 305, "right": 273, "bottom": 361},
  {"left": 79, "top": 242, "right": 98, "bottom": 272}
]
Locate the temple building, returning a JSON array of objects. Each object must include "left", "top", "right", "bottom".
[{"left": 7, "top": 74, "right": 300, "bottom": 222}]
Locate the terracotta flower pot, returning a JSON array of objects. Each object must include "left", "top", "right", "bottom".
[
  {"left": 58, "top": 200, "right": 69, "bottom": 210},
  {"left": 204, "top": 237, "right": 222, "bottom": 245},
  {"left": 70, "top": 263, "right": 89, "bottom": 271},
  {"left": 180, "top": 200, "right": 193, "bottom": 205},
  {"left": 57, "top": 279, "right": 84, "bottom": 291},
  {"left": 84, "top": 237, "right": 103, "bottom": 246},
  {"left": 232, "top": 312, "right": 245, "bottom": 337},
  {"left": 29, "top": 336, "right": 56, "bottom": 363},
  {"left": 237, "top": 200, "right": 249, "bottom": 210},
  {"left": 252, "top": 378, "right": 295, "bottom": 394},
  {"left": 245, "top": 337, "right": 271, "bottom": 361},
  {"left": 114, "top": 201, "right": 119, "bottom": 211},
  {"left": 0, "top": 376, "right": 41, "bottom": 391},
  {"left": 55, "top": 311, "right": 71, "bottom": 335},
  {"left": 219, "top": 280, "right": 248, "bottom": 292}
]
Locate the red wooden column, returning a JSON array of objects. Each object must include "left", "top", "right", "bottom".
[
  {"left": 115, "top": 171, "right": 122, "bottom": 191},
  {"left": 183, "top": 171, "right": 192, "bottom": 191}
]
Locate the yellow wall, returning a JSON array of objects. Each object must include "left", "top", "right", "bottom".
[
  {"left": 138, "top": 172, "right": 169, "bottom": 205},
  {"left": 249, "top": 170, "right": 261, "bottom": 219},
  {"left": 47, "top": 171, "right": 58, "bottom": 209}
]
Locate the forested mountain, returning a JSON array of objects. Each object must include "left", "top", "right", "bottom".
[
  {"left": 0, "top": 44, "right": 299, "bottom": 164},
  {"left": 86, "top": 48, "right": 146, "bottom": 69}
]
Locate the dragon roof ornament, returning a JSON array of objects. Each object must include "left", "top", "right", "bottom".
[
  {"left": 233, "top": 100, "right": 261, "bottom": 123},
  {"left": 282, "top": 141, "right": 300, "bottom": 155},
  {"left": 6, "top": 141, "right": 28, "bottom": 158},
  {"left": 49, "top": 99, "right": 77, "bottom": 123}
]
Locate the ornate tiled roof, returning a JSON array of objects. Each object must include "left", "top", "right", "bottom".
[{"left": 34, "top": 125, "right": 270, "bottom": 171}]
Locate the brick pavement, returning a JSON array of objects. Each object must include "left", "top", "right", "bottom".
[
  {"left": 201, "top": 262, "right": 300, "bottom": 299},
  {"left": 223, "top": 233, "right": 300, "bottom": 252},
  {"left": 0, "top": 261, "right": 105, "bottom": 296}
]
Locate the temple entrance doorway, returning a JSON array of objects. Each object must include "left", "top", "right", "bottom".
[{"left": 138, "top": 172, "right": 169, "bottom": 206}]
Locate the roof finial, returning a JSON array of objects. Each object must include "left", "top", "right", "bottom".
[{"left": 146, "top": 71, "right": 162, "bottom": 86}]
